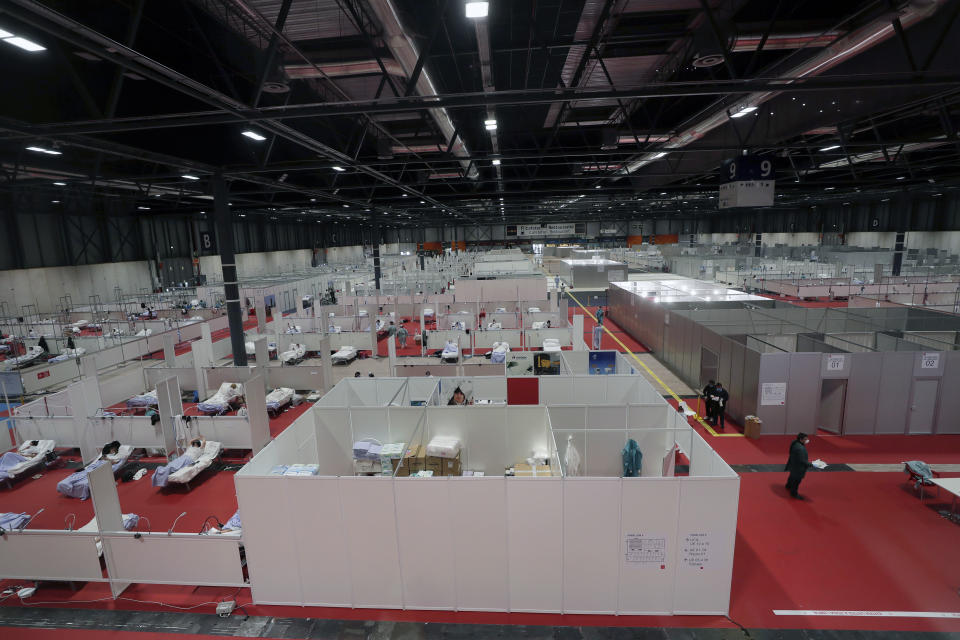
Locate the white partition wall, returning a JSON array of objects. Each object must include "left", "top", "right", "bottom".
[{"left": 234, "top": 399, "right": 739, "bottom": 614}]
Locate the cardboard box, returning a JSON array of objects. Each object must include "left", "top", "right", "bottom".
[
  {"left": 513, "top": 463, "right": 552, "bottom": 477},
  {"left": 744, "top": 416, "right": 762, "bottom": 439},
  {"left": 397, "top": 445, "right": 427, "bottom": 476},
  {"left": 440, "top": 455, "right": 462, "bottom": 476}
]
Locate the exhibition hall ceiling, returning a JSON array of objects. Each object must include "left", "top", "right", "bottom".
[{"left": 1, "top": 0, "right": 959, "bottom": 225}]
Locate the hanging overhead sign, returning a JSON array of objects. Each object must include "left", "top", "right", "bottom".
[
  {"left": 718, "top": 155, "right": 775, "bottom": 208},
  {"left": 506, "top": 223, "right": 585, "bottom": 237}
]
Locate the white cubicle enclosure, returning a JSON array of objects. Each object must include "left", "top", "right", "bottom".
[{"left": 234, "top": 397, "right": 739, "bottom": 614}]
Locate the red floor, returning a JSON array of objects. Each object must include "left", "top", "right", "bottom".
[{"left": 566, "top": 304, "right": 649, "bottom": 353}]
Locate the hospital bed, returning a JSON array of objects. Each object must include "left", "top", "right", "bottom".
[
  {"left": 127, "top": 389, "right": 158, "bottom": 409},
  {"left": 198, "top": 383, "right": 245, "bottom": 415},
  {"left": 7, "top": 346, "right": 45, "bottom": 369},
  {"left": 0, "top": 511, "right": 35, "bottom": 531},
  {"left": 245, "top": 341, "right": 278, "bottom": 358},
  {"left": 80, "top": 514, "right": 140, "bottom": 557},
  {"left": 423, "top": 308, "right": 435, "bottom": 318},
  {"left": 331, "top": 345, "right": 358, "bottom": 364},
  {"left": 488, "top": 342, "right": 509, "bottom": 364},
  {"left": 527, "top": 307, "right": 541, "bottom": 313},
  {"left": 441, "top": 342, "right": 459, "bottom": 363},
  {"left": 135, "top": 328, "right": 152, "bottom": 337},
  {"left": 47, "top": 347, "right": 86, "bottom": 364},
  {"left": 266, "top": 387, "right": 294, "bottom": 417},
  {"left": 531, "top": 321, "right": 548, "bottom": 329},
  {"left": 328, "top": 325, "right": 342, "bottom": 333},
  {"left": 0, "top": 440, "right": 56, "bottom": 489},
  {"left": 285, "top": 325, "right": 302, "bottom": 334},
  {"left": 542, "top": 338, "right": 562, "bottom": 353},
  {"left": 495, "top": 307, "right": 507, "bottom": 313},
  {"left": 281, "top": 343, "right": 306, "bottom": 365},
  {"left": 451, "top": 320, "right": 466, "bottom": 331},
  {"left": 486, "top": 321, "right": 502, "bottom": 330},
  {"left": 152, "top": 441, "right": 222, "bottom": 490},
  {"left": 57, "top": 446, "right": 135, "bottom": 500},
  {"left": 0, "top": 343, "right": 9, "bottom": 354}
]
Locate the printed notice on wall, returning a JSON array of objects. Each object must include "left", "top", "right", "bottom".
[
  {"left": 826, "top": 354, "right": 845, "bottom": 371},
  {"left": 681, "top": 532, "right": 711, "bottom": 569},
  {"left": 624, "top": 533, "right": 666, "bottom": 566},
  {"left": 761, "top": 382, "right": 787, "bottom": 406},
  {"left": 921, "top": 352, "right": 940, "bottom": 369}
]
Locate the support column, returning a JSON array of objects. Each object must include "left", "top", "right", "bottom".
[
  {"left": 213, "top": 174, "right": 248, "bottom": 366},
  {"left": 372, "top": 211, "right": 381, "bottom": 291}
]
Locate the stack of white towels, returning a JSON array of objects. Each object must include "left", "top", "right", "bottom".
[
  {"left": 426, "top": 436, "right": 462, "bottom": 459},
  {"left": 268, "top": 464, "right": 319, "bottom": 476}
]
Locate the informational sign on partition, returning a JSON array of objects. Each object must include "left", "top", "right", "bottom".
[
  {"left": 921, "top": 352, "right": 940, "bottom": 369},
  {"left": 589, "top": 350, "right": 616, "bottom": 374},
  {"left": 761, "top": 382, "right": 787, "bottom": 406},
  {"left": 826, "top": 354, "right": 845, "bottom": 371},
  {"left": 624, "top": 533, "right": 667, "bottom": 566},
  {"left": 680, "top": 531, "right": 712, "bottom": 570}
]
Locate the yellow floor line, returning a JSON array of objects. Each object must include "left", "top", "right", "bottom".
[{"left": 566, "top": 292, "right": 742, "bottom": 438}]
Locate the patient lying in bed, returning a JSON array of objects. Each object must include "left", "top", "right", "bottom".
[{"left": 151, "top": 437, "right": 211, "bottom": 487}]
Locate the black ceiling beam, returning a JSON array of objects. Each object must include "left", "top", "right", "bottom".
[
  {"left": 2, "top": 0, "right": 463, "bottom": 219},
  {"left": 13, "top": 72, "right": 960, "bottom": 139}
]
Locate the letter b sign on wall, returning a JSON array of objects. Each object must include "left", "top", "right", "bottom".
[{"left": 200, "top": 231, "right": 217, "bottom": 255}]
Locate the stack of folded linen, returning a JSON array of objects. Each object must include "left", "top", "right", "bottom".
[
  {"left": 379, "top": 443, "right": 406, "bottom": 477},
  {"left": 353, "top": 441, "right": 383, "bottom": 460},
  {"left": 269, "top": 465, "right": 290, "bottom": 475},
  {"left": 426, "top": 436, "right": 461, "bottom": 459}
]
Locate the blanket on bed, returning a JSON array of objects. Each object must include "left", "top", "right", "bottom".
[
  {"left": 0, "top": 512, "right": 30, "bottom": 530},
  {"left": 57, "top": 458, "right": 112, "bottom": 500},
  {"left": 0, "top": 452, "right": 28, "bottom": 481},
  {"left": 151, "top": 453, "right": 196, "bottom": 487}
]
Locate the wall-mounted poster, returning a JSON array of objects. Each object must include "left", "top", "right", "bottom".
[
  {"left": 505, "top": 351, "right": 534, "bottom": 376},
  {"left": 761, "top": 382, "right": 787, "bottom": 406},
  {"left": 534, "top": 352, "right": 561, "bottom": 375},
  {"left": 589, "top": 351, "right": 616, "bottom": 375}
]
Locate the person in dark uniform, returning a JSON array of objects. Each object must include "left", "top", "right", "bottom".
[
  {"left": 785, "top": 432, "right": 813, "bottom": 499},
  {"left": 37, "top": 335, "right": 49, "bottom": 352},
  {"left": 701, "top": 380, "right": 716, "bottom": 423},
  {"left": 67, "top": 335, "right": 75, "bottom": 350},
  {"left": 711, "top": 382, "right": 729, "bottom": 429}
]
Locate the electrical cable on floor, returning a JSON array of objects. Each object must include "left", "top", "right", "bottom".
[
  {"left": 16, "top": 593, "right": 246, "bottom": 612},
  {"left": 725, "top": 614, "right": 752, "bottom": 638}
]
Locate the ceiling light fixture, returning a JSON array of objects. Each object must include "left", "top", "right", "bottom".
[
  {"left": 241, "top": 130, "right": 266, "bottom": 141},
  {"left": 0, "top": 28, "right": 45, "bottom": 52},
  {"left": 484, "top": 118, "right": 497, "bottom": 131},
  {"left": 181, "top": 174, "right": 199, "bottom": 180},
  {"left": 51, "top": 200, "right": 60, "bottom": 203},
  {"left": 332, "top": 166, "right": 346, "bottom": 172},
  {"left": 465, "top": 1, "right": 489, "bottom": 19},
  {"left": 137, "top": 206, "right": 150, "bottom": 210},
  {"left": 730, "top": 105, "right": 757, "bottom": 119},
  {"left": 819, "top": 145, "right": 840, "bottom": 151},
  {"left": 491, "top": 159, "right": 501, "bottom": 166},
  {"left": 26, "top": 145, "right": 61, "bottom": 155},
  {"left": 53, "top": 181, "right": 66, "bottom": 186}
]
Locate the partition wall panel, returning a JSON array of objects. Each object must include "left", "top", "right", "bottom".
[
  {"left": 875, "top": 353, "right": 915, "bottom": 434},
  {"left": 843, "top": 352, "right": 884, "bottom": 434}
]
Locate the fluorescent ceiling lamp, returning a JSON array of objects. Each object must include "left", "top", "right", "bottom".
[
  {"left": 53, "top": 181, "right": 66, "bottom": 186},
  {"left": 650, "top": 151, "right": 667, "bottom": 159},
  {"left": 819, "top": 144, "right": 841, "bottom": 151},
  {"left": 332, "top": 166, "right": 346, "bottom": 172},
  {"left": 241, "top": 130, "right": 266, "bottom": 141},
  {"left": 51, "top": 200, "right": 59, "bottom": 203},
  {"left": 484, "top": 118, "right": 497, "bottom": 130},
  {"left": 181, "top": 174, "right": 199, "bottom": 180},
  {"left": 26, "top": 145, "right": 61, "bottom": 155},
  {"left": 3, "top": 36, "right": 45, "bottom": 52},
  {"left": 491, "top": 159, "right": 501, "bottom": 166},
  {"left": 465, "top": 2, "right": 489, "bottom": 19},
  {"left": 729, "top": 105, "right": 757, "bottom": 118},
  {"left": 137, "top": 206, "right": 150, "bottom": 210}
]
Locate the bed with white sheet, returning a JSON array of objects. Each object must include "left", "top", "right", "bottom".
[
  {"left": 451, "top": 320, "right": 466, "bottom": 331},
  {"left": 0, "top": 512, "right": 34, "bottom": 531},
  {"left": 489, "top": 341, "right": 509, "bottom": 363},
  {"left": 57, "top": 446, "right": 135, "bottom": 500},
  {"left": 331, "top": 345, "right": 358, "bottom": 364},
  {"left": 152, "top": 441, "right": 222, "bottom": 489},
  {"left": 495, "top": 307, "right": 507, "bottom": 313},
  {"left": 328, "top": 325, "right": 342, "bottom": 333},
  {"left": 7, "top": 346, "right": 45, "bottom": 369},
  {"left": 47, "top": 347, "right": 86, "bottom": 364},
  {"left": 281, "top": 343, "right": 306, "bottom": 365},
  {"left": 245, "top": 341, "right": 278, "bottom": 358},
  {"left": 527, "top": 307, "right": 541, "bottom": 313},
  {"left": 266, "top": 387, "right": 294, "bottom": 415},
  {"left": 135, "top": 328, "right": 152, "bottom": 337},
  {"left": 531, "top": 321, "right": 548, "bottom": 330},
  {"left": 0, "top": 440, "right": 56, "bottom": 488},
  {"left": 542, "top": 338, "right": 562, "bottom": 353},
  {"left": 127, "top": 389, "right": 158, "bottom": 409},
  {"left": 80, "top": 514, "right": 140, "bottom": 556},
  {"left": 423, "top": 308, "right": 435, "bottom": 318},
  {"left": 441, "top": 342, "right": 459, "bottom": 363},
  {"left": 284, "top": 325, "right": 302, "bottom": 334},
  {"left": 197, "top": 382, "right": 244, "bottom": 415},
  {"left": 486, "top": 321, "right": 502, "bottom": 330}
]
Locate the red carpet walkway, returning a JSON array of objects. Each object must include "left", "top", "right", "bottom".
[{"left": 567, "top": 304, "right": 649, "bottom": 353}]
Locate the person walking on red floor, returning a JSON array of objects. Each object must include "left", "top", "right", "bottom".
[
  {"left": 595, "top": 306, "right": 605, "bottom": 326},
  {"left": 710, "top": 382, "right": 728, "bottom": 429},
  {"left": 702, "top": 380, "right": 716, "bottom": 424},
  {"left": 785, "top": 432, "right": 813, "bottom": 499}
]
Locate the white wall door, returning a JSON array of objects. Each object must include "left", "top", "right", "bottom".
[{"left": 908, "top": 379, "right": 939, "bottom": 434}]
